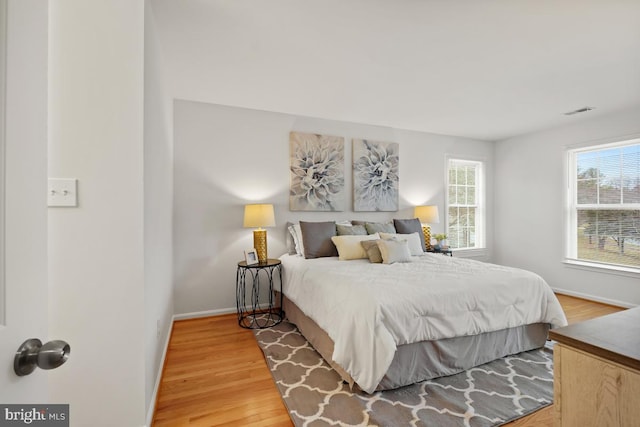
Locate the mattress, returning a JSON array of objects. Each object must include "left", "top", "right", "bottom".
[{"left": 280, "top": 253, "right": 567, "bottom": 393}]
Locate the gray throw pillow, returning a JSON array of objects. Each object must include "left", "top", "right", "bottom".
[
  {"left": 394, "top": 218, "right": 426, "bottom": 251},
  {"left": 377, "top": 239, "right": 412, "bottom": 264},
  {"left": 299, "top": 221, "right": 338, "bottom": 259},
  {"left": 365, "top": 222, "right": 396, "bottom": 234},
  {"left": 360, "top": 240, "right": 383, "bottom": 263},
  {"left": 337, "top": 224, "right": 367, "bottom": 235}
]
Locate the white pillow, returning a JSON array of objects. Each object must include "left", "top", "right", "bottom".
[
  {"left": 377, "top": 239, "right": 412, "bottom": 264},
  {"left": 288, "top": 223, "right": 305, "bottom": 256},
  {"left": 379, "top": 232, "right": 423, "bottom": 256},
  {"left": 331, "top": 233, "right": 380, "bottom": 260}
]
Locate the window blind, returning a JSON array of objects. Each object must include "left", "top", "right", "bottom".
[{"left": 570, "top": 140, "right": 640, "bottom": 269}]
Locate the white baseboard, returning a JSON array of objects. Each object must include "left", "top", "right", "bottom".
[
  {"left": 173, "top": 303, "right": 276, "bottom": 321},
  {"left": 145, "top": 317, "right": 175, "bottom": 427},
  {"left": 173, "top": 307, "right": 236, "bottom": 321},
  {"left": 552, "top": 287, "right": 637, "bottom": 309}
]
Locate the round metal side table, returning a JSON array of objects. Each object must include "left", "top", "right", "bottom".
[{"left": 235, "top": 259, "right": 283, "bottom": 329}]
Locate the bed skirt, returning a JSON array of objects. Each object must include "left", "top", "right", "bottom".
[{"left": 281, "top": 293, "right": 550, "bottom": 391}]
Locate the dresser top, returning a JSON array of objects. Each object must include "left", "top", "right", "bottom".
[{"left": 549, "top": 306, "right": 640, "bottom": 371}]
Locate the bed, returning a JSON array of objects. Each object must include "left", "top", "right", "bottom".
[{"left": 278, "top": 251, "right": 568, "bottom": 394}]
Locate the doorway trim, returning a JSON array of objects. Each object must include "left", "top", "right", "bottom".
[{"left": 0, "top": 0, "right": 7, "bottom": 325}]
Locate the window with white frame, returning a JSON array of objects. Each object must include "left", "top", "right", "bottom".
[
  {"left": 446, "top": 159, "right": 484, "bottom": 250},
  {"left": 567, "top": 139, "right": 640, "bottom": 270}
]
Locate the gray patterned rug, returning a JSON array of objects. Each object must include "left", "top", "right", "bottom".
[{"left": 254, "top": 321, "right": 554, "bottom": 427}]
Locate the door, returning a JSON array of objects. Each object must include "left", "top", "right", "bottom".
[{"left": 0, "top": 0, "right": 49, "bottom": 403}]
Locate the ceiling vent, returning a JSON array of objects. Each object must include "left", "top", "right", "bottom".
[{"left": 564, "top": 106, "right": 595, "bottom": 116}]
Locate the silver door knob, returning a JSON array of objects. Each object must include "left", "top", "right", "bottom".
[{"left": 14, "top": 338, "right": 70, "bottom": 376}]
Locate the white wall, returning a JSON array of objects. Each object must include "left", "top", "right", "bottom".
[
  {"left": 48, "top": 1, "right": 146, "bottom": 426},
  {"left": 173, "top": 100, "right": 494, "bottom": 315},
  {"left": 143, "top": 0, "right": 174, "bottom": 421},
  {"left": 0, "top": 0, "right": 5, "bottom": 328},
  {"left": 0, "top": 0, "right": 49, "bottom": 403},
  {"left": 494, "top": 107, "right": 640, "bottom": 307}
]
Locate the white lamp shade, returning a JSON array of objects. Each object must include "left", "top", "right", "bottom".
[
  {"left": 414, "top": 205, "right": 440, "bottom": 224},
  {"left": 243, "top": 204, "right": 276, "bottom": 228}
]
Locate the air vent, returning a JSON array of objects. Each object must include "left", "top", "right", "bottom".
[{"left": 564, "top": 107, "right": 595, "bottom": 116}]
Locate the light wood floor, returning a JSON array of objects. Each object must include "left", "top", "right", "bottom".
[{"left": 152, "top": 294, "right": 625, "bottom": 426}]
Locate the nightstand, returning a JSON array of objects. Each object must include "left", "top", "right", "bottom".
[
  {"left": 426, "top": 248, "right": 453, "bottom": 257},
  {"left": 236, "top": 259, "right": 283, "bottom": 329}
]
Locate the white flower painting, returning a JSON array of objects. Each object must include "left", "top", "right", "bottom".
[
  {"left": 289, "top": 132, "right": 345, "bottom": 211},
  {"left": 353, "top": 139, "right": 399, "bottom": 211}
]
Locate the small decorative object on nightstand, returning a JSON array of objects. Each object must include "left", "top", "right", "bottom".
[
  {"left": 244, "top": 248, "right": 259, "bottom": 265},
  {"left": 433, "top": 233, "right": 448, "bottom": 250},
  {"left": 429, "top": 233, "right": 453, "bottom": 256},
  {"left": 236, "top": 258, "right": 283, "bottom": 329}
]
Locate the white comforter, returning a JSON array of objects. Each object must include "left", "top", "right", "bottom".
[{"left": 280, "top": 253, "right": 568, "bottom": 393}]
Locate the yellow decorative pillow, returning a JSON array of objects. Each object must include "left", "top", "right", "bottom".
[{"left": 331, "top": 233, "right": 380, "bottom": 260}]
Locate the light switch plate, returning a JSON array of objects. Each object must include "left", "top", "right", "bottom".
[{"left": 48, "top": 178, "right": 78, "bottom": 207}]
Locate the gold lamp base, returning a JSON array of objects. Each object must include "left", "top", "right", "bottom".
[
  {"left": 253, "top": 229, "right": 268, "bottom": 263},
  {"left": 422, "top": 225, "right": 432, "bottom": 251}
]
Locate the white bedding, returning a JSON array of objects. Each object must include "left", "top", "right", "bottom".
[{"left": 280, "top": 253, "right": 568, "bottom": 393}]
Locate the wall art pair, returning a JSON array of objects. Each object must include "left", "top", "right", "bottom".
[{"left": 289, "top": 131, "right": 399, "bottom": 212}]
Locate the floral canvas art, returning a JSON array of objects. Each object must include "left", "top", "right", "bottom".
[
  {"left": 289, "top": 132, "right": 345, "bottom": 211},
  {"left": 353, "top": 139, "right": 399, "bottom": 211}
]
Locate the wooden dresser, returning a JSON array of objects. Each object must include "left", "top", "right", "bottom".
[{"left": 549, "top": 306, "right": 640, "bottom": 427}]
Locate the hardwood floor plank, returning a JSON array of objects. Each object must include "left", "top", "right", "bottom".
[
  {"left": 152, "top": 294, "right": 626, "bottom": 426},
  {"left": 554, "top": 294, "right": 623, "bottom": 324}
]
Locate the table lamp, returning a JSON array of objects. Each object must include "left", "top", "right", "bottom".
[
  {"left": 414, "top": 205, "right": 440, "bottom": 250},
  {"left": 243, "top": 204, "right": 276, "bottom": 263}
]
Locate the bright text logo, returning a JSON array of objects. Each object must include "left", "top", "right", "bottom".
[{"left": 0, "top": 405, "right": 68, "bottom": 427}]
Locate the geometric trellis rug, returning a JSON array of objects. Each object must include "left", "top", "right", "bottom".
[{"left": 254, "top": 321, "right": 554, "bottom": 427}]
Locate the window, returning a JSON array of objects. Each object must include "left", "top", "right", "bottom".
[
  {"left": 567, "top": 139, "right": 640, "bottom": 271},
  {"left": 446, "top": 159, "right": 484, "bottom": 250}
]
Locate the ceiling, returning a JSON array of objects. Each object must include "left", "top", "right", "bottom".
[{"left": 150, "top": 0, "right": 640, "bottom": 141}]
